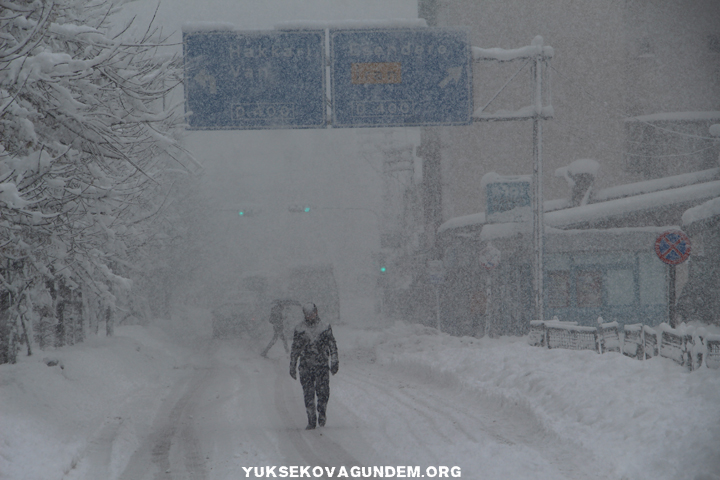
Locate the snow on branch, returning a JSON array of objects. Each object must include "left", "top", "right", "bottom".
[{"left": 0, "top": 0, "right": 195, "bottom": 352}]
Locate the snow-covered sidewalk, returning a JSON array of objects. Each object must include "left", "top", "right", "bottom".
[
  {"left": 342, "top": 322, "right": 720, "bottom": 480},
  {"left": 0, "top": 319, "right": 202, "bottom": 480}
]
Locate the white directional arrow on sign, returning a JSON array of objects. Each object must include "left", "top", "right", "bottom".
[
  {"left": 194, "top": 69, "right": 217, "bottom": 95},
  {"left": 438, "top": 66, "right": 463, "bottom": 88}
]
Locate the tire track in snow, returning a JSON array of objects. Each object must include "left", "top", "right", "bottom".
[
  {"left": 76, "top": 416, "right": 124, "bottom": 480},
  {"left": 342, "top": 361, "right": 610, "bottom": 480},
  {"left": 341, "top": 364, "right": 514, "bottom": 446},
  {"left": 116, "top": 366, "right": 210, "bottom": 480},
  {"left": 340, "top": 370, "right": 470, "bottom": 445},
  {"left": 269, "top": 358, "right": 367, "bottom": 475}
]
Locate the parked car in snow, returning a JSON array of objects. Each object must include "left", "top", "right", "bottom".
[{"left": 211, "top": 292, "right": 264, "bottom": 338}]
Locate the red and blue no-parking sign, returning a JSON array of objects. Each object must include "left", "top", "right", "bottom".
[{"left": 655, "top": 230, "right": 691, "bottom": 265}]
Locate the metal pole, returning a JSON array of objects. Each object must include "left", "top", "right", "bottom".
[
  {"left": 532, "top": 39, "right": 545, "bottom": 323},
  {"left": 669, "top": 264, "right": 676, "bottom": 328}
]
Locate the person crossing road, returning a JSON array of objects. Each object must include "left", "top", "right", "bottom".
[{"left": 261, "top": 301, "right": 288, "bottom": 357}]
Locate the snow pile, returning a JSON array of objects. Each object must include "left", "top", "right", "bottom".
[
  {"left": 625, "top": 111, "right": 720, "bottom": 123},
  {"left": 472, "top": 38, "right": 554, "bottom": 62},
  {"left": 352, "top": 322, "right": 720, "bottom": 480},
  {"left": 592, "top": 168, "right": 720, "bottom": 203},
  {"left": 682, "top": 196, "right": 720, "bottom": 226},
  {"left": 0, "top": 324, "right": 190, "bottom": 480},
  {"left": 554, "top": 158, "right": 600, "bottom": 187}
]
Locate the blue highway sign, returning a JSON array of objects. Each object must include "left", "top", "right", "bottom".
[
  {"left": 183, "top": 30, "right": 326, "bottom": 130},
  {"left": 330, "top": 28, "right": 472, "bottom": 128}
]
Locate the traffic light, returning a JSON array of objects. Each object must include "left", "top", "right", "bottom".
[
  {"left": 288, "top": 204, "right": 311, "bottom": 213},
  {"left": 372, "top": 252, "right": 388, "bottom": 274},
  {"left": 235, "top": 204, "right": 261, "bottom": 217}
]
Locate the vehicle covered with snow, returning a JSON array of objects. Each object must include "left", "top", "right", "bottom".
[{"left": 211, "top": 292, "right": 264, "bottom": 338}]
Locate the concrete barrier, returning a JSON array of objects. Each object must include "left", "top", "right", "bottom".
[
  {"left": 598, "top": 321, "right": 620, "bottom": 354},
  {"left": 528, "top": 319, "right": 717, "bottom": 371}
]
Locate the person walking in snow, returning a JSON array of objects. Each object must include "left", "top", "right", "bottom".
[
  {"left": 261, "top": 301, "right": 289, "bottom": 357},
  {"left": 289, "top": 303, "right": 339, "bottom": 430}
]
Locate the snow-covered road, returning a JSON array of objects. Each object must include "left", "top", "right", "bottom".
[
  {"left": 93, "top": 338, "right": 607, "bottom": 480},
  {"left": 3, "top": 313, "right": 718, "bottom": 480}
]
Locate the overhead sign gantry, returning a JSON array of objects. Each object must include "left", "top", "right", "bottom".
[{"left": 182, "top": 26, "right": 472, "bottom": 129}]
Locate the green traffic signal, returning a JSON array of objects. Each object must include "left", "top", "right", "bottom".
[
  {"left": 289, "top": 204, "right": 311, "bottom": 213},
  {"left": 237, "top": 207, "right": 260, "bottom": 217},
  {"left": 380, "top": 267, "right": 386, "bottom": 273}
]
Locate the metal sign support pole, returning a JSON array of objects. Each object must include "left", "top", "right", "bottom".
[
  {"left": 669, "top": 264, "right": 676, "bottom": 328},
  {"left": 532, "top": 42, "right": 545, "bottom": 323}
]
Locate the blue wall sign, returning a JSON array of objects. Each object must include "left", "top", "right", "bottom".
[
  {"left": 330, "top": 28, "right": 472, "bottom": 128},
  {"left": 486, "top": 181, "right": 531, "bottom": 215},
  {"left": 183, "top": 30, "right": 326, "bottom": 130}
]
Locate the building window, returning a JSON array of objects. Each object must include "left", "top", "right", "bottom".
[
  {"left": 576, "top": 270, "right": 602, "bottom": 308},
  {"left": 606, "top": 269, "right": 635, "bottom": 306},
  {"left": 547, "top": 271, "right": 570, "bottom": 307}
]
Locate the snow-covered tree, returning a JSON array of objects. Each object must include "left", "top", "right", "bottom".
[{"left": 0, "top": 0, "right": 196, "bottom": 363}]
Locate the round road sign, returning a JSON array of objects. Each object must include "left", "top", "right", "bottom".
[
  {"left": 654, "top": 230, "right": 691, "bottom": 265},
  {"left": 478, "top": 243, "right": 501, "bottom": 269}
]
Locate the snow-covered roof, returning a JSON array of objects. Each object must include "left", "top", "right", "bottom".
[
  {"left": 592, "top": 168, "right": 719, "bottom": 203},
  {"left": 682, "top": 197, "right": 720, "bottom": 226},
  {"left": 478, "top": 223, "right": 674, "bottom": 254},
  {"left": 471, "top": 36, "right": 553, "bottom": 62},
  {"left": 555, "top": 159, "right": 600, "bottom": 187},
  {"left": 624, "top": 111, "right": 720, "bottom": 122},
  {"left": 472, "top": 45, "right": 554, "bottom": 62},
  {"left": 545, "top": 180, "right": 720, "bottom": 228},
  {"left": 478, "top": 220, "right": 532, "bottom": 240},
  {"left": 439, "top": 176, "right": 720, "bottom": 237},
  {"left": 437, "top": 212, "right": 485, "bottom": 235}
]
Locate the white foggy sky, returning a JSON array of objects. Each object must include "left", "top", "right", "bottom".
[{"left": 116, "top": 0, "right": 419, "bottom": 321}]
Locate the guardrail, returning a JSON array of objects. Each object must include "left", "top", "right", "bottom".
[{"left": 528, "top": 318, "right": 720, "bottom": 371}]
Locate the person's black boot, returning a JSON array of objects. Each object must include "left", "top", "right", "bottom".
[
  {"left": 305, "top": 407, "right": 316, "bottom": 430},
  {"left": 317, "top": 405, "right": 326, "bottom": 427}
]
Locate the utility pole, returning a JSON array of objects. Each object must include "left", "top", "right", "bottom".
[
  {"left": 532, "top": 38, "right": 545, "bottom": 323},
  {"left": 418, "top": 128, "right": 443, "bottom": 255},
  {"left": 418, "top": 0, "right": 443, "bottom": 258}
]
